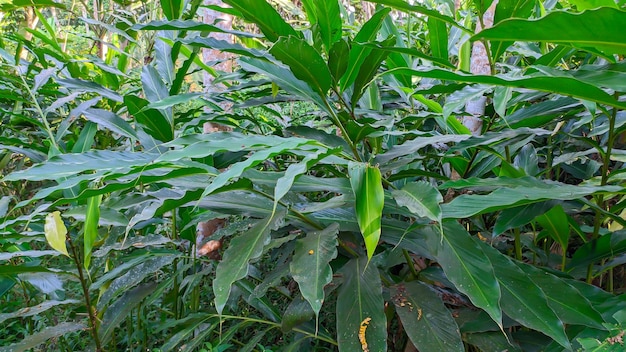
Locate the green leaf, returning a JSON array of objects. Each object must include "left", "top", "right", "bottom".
[
  {"left": 239, "top": 57, "right": 326, "bottom": 108},
  {"left": 274, "top": 147, "right": 340, "bottom": 204},
  {"left": 213, "top": 212, "right": 285, "bottom": 314},
  {"left": 202, "top": 139, "right": 317, "bottom": 198},
  {"left": 568, "top": 231, "right": 626, "bottom": 270},
  {"left": 385, "top": 67, "right": 626, "bottom": 110},
  {"left": 517, "top": 263, "right": 605, "bottom": 329},
  {"left": 144, "top": 92, "right": 203, "bottom": 110},
  {"left": 392, "top": 181, "right": 442, "bottom": 223},
  {"left": 83, "top": 193, "right": 102, "bottom": 270},
  {"left": 124, "top": 95, "right": 173, "bottom": 142},
  {"left": 339, "top": 8, "right": 391, "bottom": 92},
  {"left": 134, "top": 20, "right": 258, "bottom": 37},
  {"left": 493, "top": 201, "right": 556, "bottom": 236},
  {"left": 0, "top": 322, "right": 87, "bottom": 352},
  {"left": 57, "top": 78, "right": 122, "bottom": 102},
  {"left": 0, "top": 299, "right": 80, "bottom": 324},
  {"left": 270, "top": 36, "right": 332, "bottom": 96},
  {"left": 315, "top": 0, "right": 341, "bottom": 51},
  {"left": 480, "top": 242, "right": 571, "bottom": 349},
  {"left": 351, "top": 37, "right": 394, "bottom": 108},
  {"left": 424, "top": 222, "right": 503, "bottom": 329},
  {"left": 473, "top": 7, "right": 626, "bottom": 56},
  {"left": 442, "top": 181, "right": 621, "bottom": 219},
  {"left": 97, "top": 254, "right": 177, "bottom": 309},
  {"left": 348, "top": 162, "right": 384, "bottom": 261},
  {"left": 159, "top": 0, "right": 181, "bottom": 20},
  {"left": 44, "top": 211, "right": 69, "bottom": 257},
  {"left": 392, "top": 282, "right": 463, "bottom": 351},
  {"left": 569, "top": 0, "right": 617, "bottom": 11},
  {"left": 82, "top": 109, "right": 139, "bottom": 140},
  {"left": 290, "top": 223, "right": 338, "bottom": 319},
  {"left": 490, "top": 0, "right": 535, "bottom": 59},
  {"left": 536, "top": 205, "right": 570, "bottom": 249},
  {"left": 368, "top": 0, "right": 468, "bottom": 32},
  {"left": 428, "top": 18, "right": 448, "bottom": 60},
  {"left": 4, "top": 150, "right": 157, "bottom": 181},
  {"left": 328, "top": 39, "right": 350, "bottom": 83},
  {"left": 223, "top": 0, "right": 299, "bottom": 42},
  {"left": 99, "top": 283, "right": 156, "bottom": 344},
  {"left": 337, "top": 257, "right": 386, "bottom": 352}
]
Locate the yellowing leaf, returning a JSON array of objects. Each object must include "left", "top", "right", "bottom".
[{"left": 44, "top": 211, "right": 69, "bottom": 257}]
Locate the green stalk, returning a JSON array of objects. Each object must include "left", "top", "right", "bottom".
[
  {"left": 18, "top": 74, "right": 60, "bottom": 155},
  {"left": 67, "top": 237, "right": 102, "bottom": 351},
  {"left": 587, "top": 103, "right": 618, "bottom": 283},
  {"left": 514, "top": 228, "right": 522, "bottom": 261}
]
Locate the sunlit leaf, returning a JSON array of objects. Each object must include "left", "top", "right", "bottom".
[
  {"left": 223, "top": 0, "right": 299, "bottom": 42},
  {"left": 44, "top": 211, "right": 69, "bottom": 257}
]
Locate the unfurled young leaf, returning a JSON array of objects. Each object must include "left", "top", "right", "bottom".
[
  {"left": 44, "top": 211, "right": 69, "bottom": 257},
  {"left": 84, "top": 194, "right": 102, "bottom": 270},
  {"left": 348, "top": 162, "right": 384, "bottom": 261}
]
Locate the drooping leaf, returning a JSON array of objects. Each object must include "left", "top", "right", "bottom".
[
  {"left": 517, "top": 262, "right": 605, "bottom": 329},
  {"left": 83, "top": 193, "right": 102, "bottom": 270},
  {"left": 239, "top": 57, "right": 326, "bottom": 108},
  {"left": 368, "top": 0, "right": 468, "bottom": 31},
  {"left": 392, "top": 181, "right": 442, "bottom": 223},
  {"left": 386, "top": 67, "right": 626, "bottom": 110},
  {"left": 213, "top": 212, "right": 285, "bottom": 314},
  {"left": 0, "top": 299, "right": 80, "bottom": 324},
  {"left": 0, "top": 322, "right": 87, "bottom": 352},
  {"left": 442, "top": 182, "right": 621, "bottom": 219},
  {"left": 348, "top": 162, "right": 384, "bottom": 261},
  {"left": 480, "top": 242, "right": 571, "bottom": 349},
  {"left": 473, "top": 7, "right": 626, "bottom": 56},
  {"left": 290, "top": 223, "right": 338, "bottom": 319},
  {"left": 82, "top": 109, "right": 139, "bottom": 140},
  {"left": 424, "top": 222, "right": 503, "bottom": 329},
  {"left": 4, "top": 150, "right": 157, "bottom": 181},
  {"left": 44, "top": 211, "right": 69, "bottom": 257},
  {"left": 270, "top": 36, "right": 332, "bottom": 96},
  {"left": 223, "top": 0, "right": 299, "bottom": 42},
  {"left": 391, "top": 282, "right": 464, "bottom": 351},
  {"left": 336, "top": 257, "right": 386, "bottom": 352},
  {"left": 274, "top": 147, "right": 340, "bottom": 205}
]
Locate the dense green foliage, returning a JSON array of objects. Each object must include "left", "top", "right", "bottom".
[{"left": 2, "top": 0, "right": 626, "bottom": 351}]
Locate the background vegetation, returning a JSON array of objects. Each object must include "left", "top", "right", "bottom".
[{"left": 2, "top": 0, "right": 626, "bottom": 351}]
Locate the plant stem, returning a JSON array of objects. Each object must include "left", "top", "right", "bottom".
[
  {"left": 587, "top": 104, "right": 618, "bottom": 283},
  {"left": 68, "top": 237, "right": 102, "bottom": 351},
  {"left": 513, "top": 228, "right": 522, "bottom": 261},
  {"left": 402, "top": 249, "right": 420, "bottom": 278}
]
